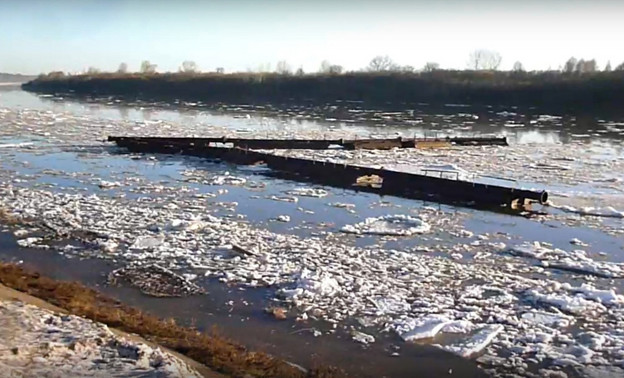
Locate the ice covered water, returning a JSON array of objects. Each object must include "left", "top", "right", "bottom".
[{"left": 2, "top": 89, "right": 624, "bottom": 376}]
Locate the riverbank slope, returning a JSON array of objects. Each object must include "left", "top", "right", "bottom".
[{"left": 0, "top": 262, "right": 339, "bottom": 378}]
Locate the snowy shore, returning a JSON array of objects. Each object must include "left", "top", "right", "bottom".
[{"left": 0, "top": 286, "right": 204, "bottom": 377}]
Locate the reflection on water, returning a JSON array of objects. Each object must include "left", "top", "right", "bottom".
[{"left": 3, "top": 86, "right": 624, "bottom": 144}]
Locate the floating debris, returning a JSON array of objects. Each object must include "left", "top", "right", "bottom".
[{"left": 108, "top": 264, "right": 205, "bottom": 297}]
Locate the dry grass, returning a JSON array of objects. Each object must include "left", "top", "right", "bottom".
[{"left": 0, "top": 263, "right": 344, "bottom": 378}]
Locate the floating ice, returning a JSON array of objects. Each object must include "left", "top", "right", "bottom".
[
  {"left": 392, "top": 314, "right": 455, "bottom": 341},
  {"left": 526, "top": 290, "right": 606, "bottom": 315},
  {"left": 287, "top": 187, "right": 328, "bottom": 198},
  {"left": 98, "top": 180, "right": 121, "bottom": 189},
  {"left": 543, "top": 260, "right": 624, "bottom": 278},
  {"left": 341, "top": 214, "right": 430, "bottom": 236},
  {"left": 570, "top": 284, "right": 624, "bottom": 306},
  {"left": 442, "top": 324, "right": 504, "bottom": 358},
  {"left": 508, "top": 242, "right": 624, "bottom": 278},
  {"left": 288, "top": 270, "right": 342, "bottom": 299},
  {"left": 351, "top": 330, "right": 375, "bottom": 344},
  {"left": 371, "top": 297, "right": 411, "bottom": 315},
  {"left": 442, "top": 320, "right": 475, "bottom": 334},
  {"left": 550, "top": 203, "right": 624, "bottom": 218},
  {"left": 130, "top": 235, "right": 164, "bottom": 250},
  {"left": 16, "top": 237, "right": 43, "bottom": 248},
  {"left": 276, "top": 215, "right": 291, "bottom": 222},
  {"left": 570, "top": 238, "right": 588, "bottom": 246},
  {"left": 520, "top": 310, "right": 573, "bottom": 328}
]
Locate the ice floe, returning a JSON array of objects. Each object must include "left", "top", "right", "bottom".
[
  {"left": 508, "top": 242, "right": 624, "bottom": 278},
  {"left": 442, "top": 324, "right": 504, "bottom": 358},
  {"left": 287, "top": 187, "right": 329, "bottom": 198},
  {"left": 341, "top": 214, "right": 431, "bottom": 236},
  {"left": 394, "top": 314, "right": 452, "bottom": 341}
]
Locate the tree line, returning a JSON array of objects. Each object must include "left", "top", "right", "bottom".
[
  {"left": 25, "top": 48, "right": 624, "bottom": 113},
  {"left": 43, "top": 49, "right": 624, "bottom": 78}
]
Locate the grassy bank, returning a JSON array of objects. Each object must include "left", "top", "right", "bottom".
[
  {"left": 0, "top": 262, "right": 342, "bottom": 378},
  {"left": 22, "top": 70, "right": 624, "bottom": 112}
]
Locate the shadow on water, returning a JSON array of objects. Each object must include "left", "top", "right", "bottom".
[{"left": 0, "top": 231, "right": 486, "bottom": 377}]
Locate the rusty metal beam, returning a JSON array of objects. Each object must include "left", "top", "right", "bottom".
[
  {"left": 108, "top": 135, "right": 508, "bottom": 150},
  {"left": 109, "top": 136, "right": 545, "bottom": 208}
]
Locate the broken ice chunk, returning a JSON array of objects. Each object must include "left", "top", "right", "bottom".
[
  {"left": 130, "top": 235, "right": 164, "bottom": 250},
  {"left": 351, "top": 330, "right": 375, "bottom": 344},
  {"left": 394, "top": 314, "right": 452, "bottom": 341},
  {"left": 442, "top": 324, "right": 504, "bottom": 358},
  {"left": 526, "top": 290, "right": 607, "bottom": 315},
  {"left": 520, "top": 310, "right": 573, "bottom": 328},
  {"left": 287, "top": 187, "right": 328, "bottom": 198},
  {"left": 341, "top": 214, "right": 430, "bottom": 236}
]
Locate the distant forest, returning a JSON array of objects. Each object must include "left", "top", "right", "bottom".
[{"left": 22, "top": 52, "right": 624, "bottom": 112}]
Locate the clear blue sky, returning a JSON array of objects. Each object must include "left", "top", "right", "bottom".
[{"left": 2, "top": 0, "right": 623, "bottom": 74}]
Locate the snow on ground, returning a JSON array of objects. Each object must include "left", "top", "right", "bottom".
[{"left": 0, "top": 300, "right": 200, "bottom": 377}]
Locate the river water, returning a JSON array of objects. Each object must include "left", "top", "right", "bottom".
[{"left": 1, "top": 86, "right": 624, "bottom": 377}]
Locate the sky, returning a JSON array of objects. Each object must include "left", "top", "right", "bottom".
[{"left": 1, "top": 0, "right": 624, "bottom": 74}]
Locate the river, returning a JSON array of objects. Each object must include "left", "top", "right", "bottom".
[{"left": 1, "top": 86, "right": 624, "bottom": 377}]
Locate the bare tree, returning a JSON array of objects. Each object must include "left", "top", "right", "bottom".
[
  {"left": 574, "top": 59, "right": 597, "bottom": 74},
  {"left": 47, "top": 71, "right": 65, "bottom": 78},
  {"left": 319, "top": 60, "right": 332, "bottom": 74},
  {"left": 275, "top": 60, "right": 292, "bottom": 75},
  {"left": 604, "top": 61, "right": 612, "bottom": 72},
  {"left": 140, "top": 60, "right": 157, "bottom": 74},
  {"left": 328, "top": 65, "right": 343, "bottom": 74},
  {"left": 215, "top": 67, "right": 225, "bottom": 74},
  {"left": 256, "top": 63, "right": 272, "bottom": 73},
  {"left": 180, "top": 61, "right": 199, "bottom": 73},
  {"left": 423, "top": 62, "right": 440, "bottom": 72},
  {"left": 87, "top": 66, "right": 100, "bottom": 74},
  {"left": 467, "top": 50, "right": 502, "bottom": 70},
  {"left": 563, "top": 57, "right": 577, "bottom": 73},
  {"left": 584, "top": 59, "right": 597, "bottom": 73},
  {"left": 615, "top": 62, "right": 624, "bottom": 71},
  {"left": 117, "top": 63, "right": 128, "bottom": 74},
  {"left": 295, "top": 67, "right": 305, "bottom": 76},
  {"left": 512, "top": 61, "right": 525, "bottom": 72},
  {"left": 318, "top": 61, "right": 343, "bottom": 74},
  {"left": 367, "top": 55, "right": 398, "bottom": 72}
]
